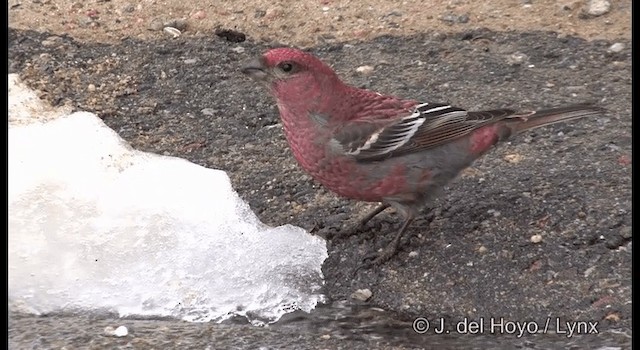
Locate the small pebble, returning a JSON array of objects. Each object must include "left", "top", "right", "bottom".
[
  {"left": 215, "top": 28, "right": 246, "bottom": 43},
  {"left": 619, "top": 226, "right": 631, "bottom": 239},
  {"left": 608, "top": 42, "right": 625, "bottom": 53},
  {"left": 87, "top": 84, "right": 96, "bottom": 92},
  {"left": 356, "top": 65, "right": 374, "bottom": 75},
  {"left": 351, "top": 288, "right": 372, "bottom": 302},
  {"left": 504, "top": 154, "right": 523, "bottom": 163},
  {"left": 148, "top": 18, "right": 164, "bottom": 31},
  {"left": 441, "top": 13, "right": 469, "bottom": 24},
  {"left": 491, "top": 210, "right": 501, "bottom": 217},
  {"left": 507, "top": 52, "right": 528, "bottom": 65},
  {"left": 605, "top": 312, "right": 621, "bottom": 322},
  {"left": 431, "top": 32, "right": 447, "bottom": 41},
  {"left": 478, "top": 245, "right": 488, "bottom": 253},
  {"left": 104, "top": 325, "right": 128, "bottom": 337},
  {"left": 585, "top": 0, "right": 611, "bottom": 16},
  {"left": 114, "top": 326, "right": 128, "bottom": 337},
  {"left": 408, "top": 251, "right": 419, "bottom": 257},
  {"left": 163, "top": 27, "right": 181, "bottom": 38},
  {"left": 41, "top": 36, "right": 62, "bottom": 47},
  {"left": 201, "top": 108, "right": 217, "bottom": 116},
  {"left": 165, "top": 18, "right": 188, "bottom": 31},
  {"left": 230, "top": 46, "right": 245, "bottom": 53},
  {"left": 530, "top": 234, "right": 543, "bottom": 243}
]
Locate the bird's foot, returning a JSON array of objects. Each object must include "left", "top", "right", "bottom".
[
  {"left": 352, "top": 244, "right": 400, "bottom": 275},
  {"left": 352, "top": 211, "right": 415, "bottom": 276}
]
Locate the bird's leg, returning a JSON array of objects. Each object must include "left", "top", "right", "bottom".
[
  {"left": 363, "top": 215, "right": 415, "bottom": 264},
  {"left": 331, "top": 203, "right": 390, "bottom": 240},
  {"left": 354, "top": 208, "right": 416, "bottom": 273},
  {"left": 355, "top": 203, "right": 390, "bottom": 230}
]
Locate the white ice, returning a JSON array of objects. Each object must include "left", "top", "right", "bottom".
[{"left": 8, "top": 74, "right": 328, "bottom": 324}]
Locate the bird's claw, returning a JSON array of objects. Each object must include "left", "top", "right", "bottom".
[{"left": 352, "top": 247, "right": 397, "bottom": 275}]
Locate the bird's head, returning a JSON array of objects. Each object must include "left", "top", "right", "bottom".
[{"left": 241, "top": 48, "right": 344, "bottom": 107}]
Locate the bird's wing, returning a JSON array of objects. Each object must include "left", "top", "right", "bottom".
[{"left": 332, "top": 102, "right": 519, "bottom": 161}]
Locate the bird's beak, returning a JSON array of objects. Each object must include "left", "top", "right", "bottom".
[{"left": 241, "top": 57, "right": 269, "bottom": 81}]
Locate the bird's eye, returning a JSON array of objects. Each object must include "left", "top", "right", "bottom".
[{"left": 278, "top": 62, "right": 295, "bottom": 73}]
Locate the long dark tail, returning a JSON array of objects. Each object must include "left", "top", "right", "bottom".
[{"left": 506, "top": 103, "right": 604, "bottom": 135}]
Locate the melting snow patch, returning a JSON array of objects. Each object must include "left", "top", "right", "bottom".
[{"left": 8, "top": 74, "right": 327, "bottom": 324}]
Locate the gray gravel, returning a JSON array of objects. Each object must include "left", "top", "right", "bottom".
[{"left": 8, "top": 27, "right": 631, "bottom": 349}]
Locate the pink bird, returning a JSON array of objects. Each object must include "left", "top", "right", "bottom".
[{"left": 241, "top": 47, "right": 603, "bottom": 268}]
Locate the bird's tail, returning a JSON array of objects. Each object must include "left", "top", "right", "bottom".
[{"left": 506, "top": 103, "right": 604, "bottom": 135}]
